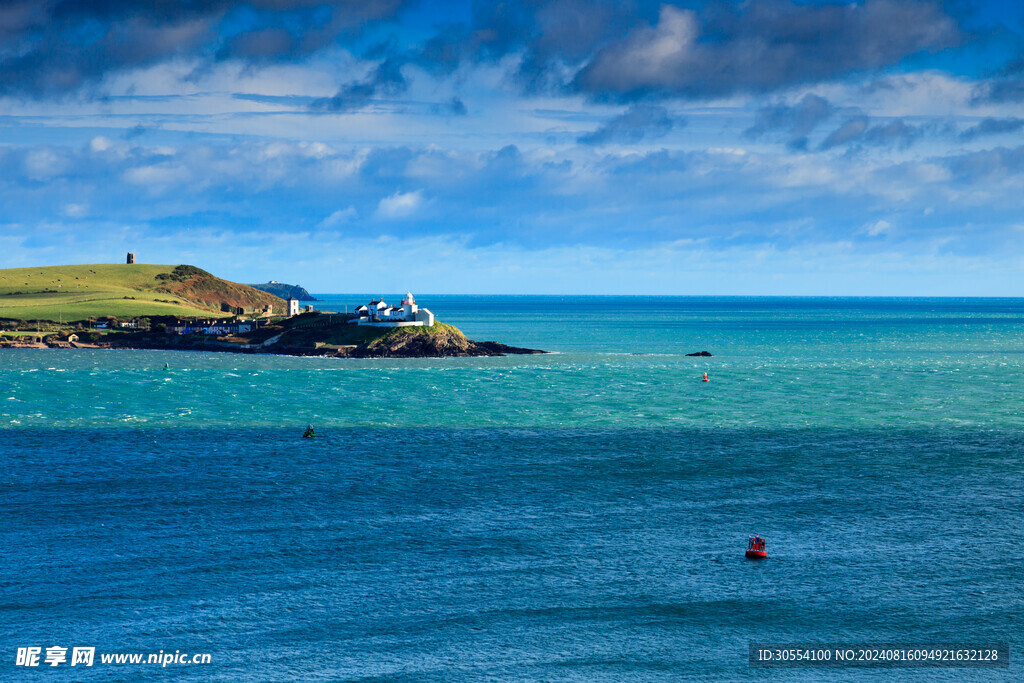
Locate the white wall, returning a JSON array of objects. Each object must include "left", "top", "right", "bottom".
[{"left": 414, "top": 308, "right": 434, "bottom": 326}]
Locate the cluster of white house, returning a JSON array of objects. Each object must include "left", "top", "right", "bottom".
[
  {"left": 166, "top": 320, "right": 265, "bottom": 335},
  {"left": 161, "top": 292, "right": 434, "bottom": 334},
  {"left": 352, "top": 293, "right": 434, "bottom": 327}
]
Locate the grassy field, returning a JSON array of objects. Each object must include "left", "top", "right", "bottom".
[
  {"left": 324, "top": 321, "right": 464, "bottom": 346},
  {"left": 0, "top": 264, "right": 262, "bottom": 322}
]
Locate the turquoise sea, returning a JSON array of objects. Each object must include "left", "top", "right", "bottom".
[{"left": 1, "top": 296, "right": 1021, "bottom": 679}]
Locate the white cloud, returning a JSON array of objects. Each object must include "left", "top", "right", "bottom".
[
  {"left": 62, "top": 203, "right": 89, "bottom": 218},
  {"left": 24, "top": 149, "right": 67, "bottom": 181},
  {"left": 123, "top": 164, "right": 190, "bottom": 187},
  {"left": 90, "top": 136, "right": 113, "bottom": 152},
  {"left": 318, "top": 206, "right": 358, "bottom": 229},
  {"left": 590, "top": 6, "right": 699, "bottom": 92},
  {"left": 863, "top": 219, "right": 892, "bottom": 236},
  {"left": 376, "top": 190, "right": 424, "bottom": 219}
]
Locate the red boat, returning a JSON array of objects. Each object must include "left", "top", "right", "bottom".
[{"left": 746, "top": 535, "right": 767, "bottom": 559}]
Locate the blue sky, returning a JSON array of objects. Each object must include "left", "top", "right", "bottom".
[{"left": 2, "top": 0, "right": 1024, "bottom": 294}]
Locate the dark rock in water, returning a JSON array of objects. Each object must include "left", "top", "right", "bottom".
[
  {"left": 474, "top": 341, "right": 547, "bottom": 356},
  {"left": 686, "top": 351, "right": 713, "bottom": 357}
]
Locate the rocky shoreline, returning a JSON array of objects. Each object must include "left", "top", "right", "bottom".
[
  {"left": 2, "top": 310, "right": 549, "bottom": 359},
  {"left": 2, "top": 331, "right": 547, "bottom": 358}
]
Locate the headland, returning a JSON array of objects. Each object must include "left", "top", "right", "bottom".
[{"left": 0, "top": 262, "right": 545, "bottom": 358}]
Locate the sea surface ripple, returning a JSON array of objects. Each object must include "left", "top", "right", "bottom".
[{"left": 1, "top": 296, "right": 1021, "bottom": 680}]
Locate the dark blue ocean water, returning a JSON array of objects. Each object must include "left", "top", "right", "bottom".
[{"left": 1, "top": 297, "right": 1022, "bottom": 679}]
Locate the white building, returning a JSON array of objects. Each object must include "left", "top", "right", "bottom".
[
  {"left": 355, "top": 299, "right": 388, "bottom": 317},
  {"left": 286, "top": 297, "right": 300, "bottom": 317},
  {"left": 353, "top": 292, "right": 435, "bottom": 327}
]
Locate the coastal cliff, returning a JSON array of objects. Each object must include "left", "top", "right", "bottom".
[{"left": 249, "top": 282, "right": 317, "bottom": 301}]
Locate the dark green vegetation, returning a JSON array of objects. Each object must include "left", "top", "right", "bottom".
[{"left": 282, "top": 314, "right": 466, "bottom": 347}]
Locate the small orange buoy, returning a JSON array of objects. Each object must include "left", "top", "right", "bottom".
[
  {"left": 702, "top": 372, "right": 709, "bottom": 382},
  {"left": 746, "top": 535, "right": 767, "bottom": 559}
]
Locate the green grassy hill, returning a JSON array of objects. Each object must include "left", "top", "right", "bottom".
[
  {"left": 0, "top": 264, "right": 284, "bottom": 322},
  {"left": 279, "top": 315, "right": 467, "bottom": 347}
]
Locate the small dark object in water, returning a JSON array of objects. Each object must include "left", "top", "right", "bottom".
[
  {"left": 302, "top": 424, "right": 316, "bottom": 438},
  {"left": 686, "top": 351, "right": 713, "bottom": 357}
]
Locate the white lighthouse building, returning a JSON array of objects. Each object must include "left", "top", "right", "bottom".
[{"left": 353, "top": 292, "right": 434, "bottom": 327}]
